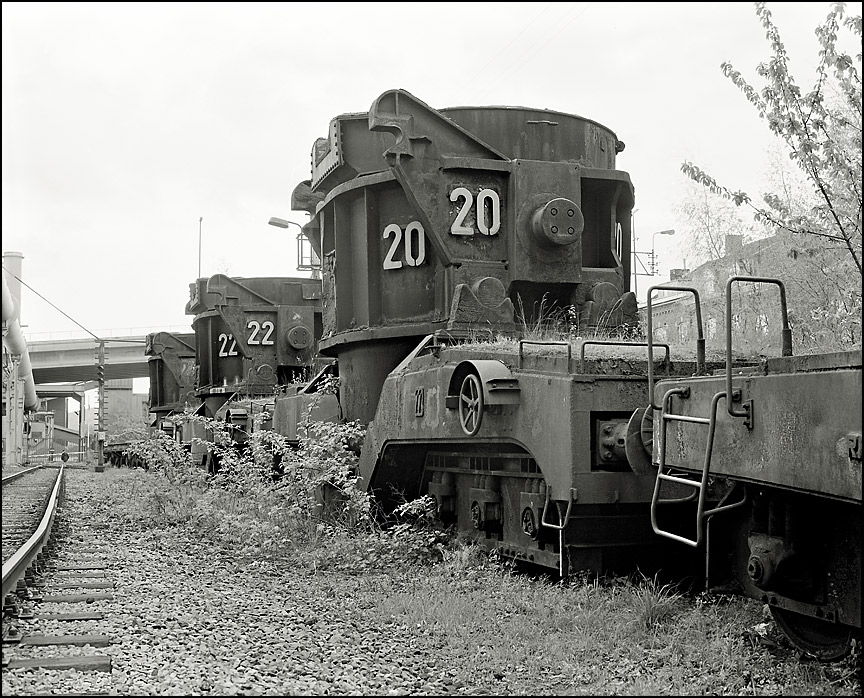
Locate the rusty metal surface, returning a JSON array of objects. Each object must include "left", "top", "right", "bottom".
[
  {"left": 653, "top": 351, "right": 862, "bottom": 502},
  {"left": 309, "top": 89, "right": 637, "bottom": 418},
  {"left": 145, "top": 331, "right": 197, "bottom": 413},
  {"left": 187, "top": 275, "right": 322, "bottom": 397},
  {"left": 361, "top": 343, "right": 666, "bottom": 505}
]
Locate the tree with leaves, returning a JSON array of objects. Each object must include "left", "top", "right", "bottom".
[
  {"left": 681, "top": 2, "right": 862, "bottom": 349},
  {"left": 673, "top": 179, "right": 763, "bottom": 266}
]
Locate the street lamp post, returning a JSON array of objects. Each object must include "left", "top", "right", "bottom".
[
  {"left": 268, "top": 217, "right": 321, "bottom": 279},
  {"left": 651, "top": 229, "right": 675, "bottom": 276},
  {"left": 268, "top": 217, "right": 297, "bottom": 229}
]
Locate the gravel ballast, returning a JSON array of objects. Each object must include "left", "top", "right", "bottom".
[
  {"left": 2, "top": 468, "right": 480, "bottom": 696},
  {"left": 2, "top": 467, "right": 859, "bottom": 696}
]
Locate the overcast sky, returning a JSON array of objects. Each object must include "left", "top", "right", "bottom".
[{"left": 3, "top": 1, "right": 861, "bottom": 340}]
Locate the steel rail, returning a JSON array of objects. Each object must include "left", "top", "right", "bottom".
[
  {"left": 1, "top": 465, "right": 43, "bottom": 486},
  {"left": 1, "top": 464, "right": 65, "bottom": 599}
]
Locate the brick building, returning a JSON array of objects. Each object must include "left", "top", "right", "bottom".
[{"left": 643, "top": 234, "right": 824, "bottom": 356}]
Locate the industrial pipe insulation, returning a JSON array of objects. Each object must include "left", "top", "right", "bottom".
[{"left": 2, "top": 271, "right": 38, "bottom": 411}]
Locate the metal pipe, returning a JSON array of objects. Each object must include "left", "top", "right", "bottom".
[
  {"left": 1, "top": 266, "right": 18, "bottom": 322},
  {"left": 3, "top": 251, "right": 24, "bottom": 317},
  {"left": 1, "top": 270, "right": 38, "bottom": 410}
]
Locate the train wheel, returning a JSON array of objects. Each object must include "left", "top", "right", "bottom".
[
  {"left": 770, "top": 607, "right": 855, "bottom": 661},
  {"left": 458, "top": 373, "right": 484, "bottom": 436},
  {"left": 624, "top": 406, "right": 654, "bottom": 474}
]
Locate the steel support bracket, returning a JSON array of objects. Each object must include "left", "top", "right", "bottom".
[{"left": 743, "top": 400, "right": 754, "bottom": 430}]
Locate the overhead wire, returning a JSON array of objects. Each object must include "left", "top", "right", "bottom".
[
  {"left": 3, "top": 267, "right": 166, "bottom": 344},
  {"left": 2, "top": 266, "right": 100, "bottom": 341},
  {"left": 464, "top": 2, "right": 559, "bottom": 95},
  {"left": 476, "top": 3, "right": 592, "bottom": 102}
]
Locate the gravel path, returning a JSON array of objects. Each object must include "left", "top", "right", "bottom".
[{"left": 1, "top": 468, "right": 519, "bottom": 696}]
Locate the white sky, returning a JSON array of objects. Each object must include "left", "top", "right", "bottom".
[{"left": 3, "top": 1, "right": 861, "bottom": 339}]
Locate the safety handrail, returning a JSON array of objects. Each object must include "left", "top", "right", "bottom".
[
  {"left": 541, "top": 483, "right": 576, "bottom": 577},
  {"left": 540, "top": 483, "right": 574, "bottom": 531},
  {"left": 646, "top": 285, "right": 706, "bottom": 411},
  {"left": 391, "top": 334, "right": 443, "bottom": 374},
  {"left": 578, "top": 339, "right": 671, "bottom": 375},
  {"left": 518, "top": 339, "right": 570, "bottom": 370},
  {"left": 724, "top": 276, "right": 792, "bottom": 419}
]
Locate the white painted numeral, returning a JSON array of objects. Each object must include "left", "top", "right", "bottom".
[
  {"left": 449, "top": 187, "right": 474, "bottom": 236},
  {"left": 476, "top": 188, "right": 501, "bottom": 235},
  {"left": 260, "top": 321, "right": 275, "bottom": 345},
  {"left": 383, "top": 222, "right": 427, "bottom": 270},
  {"left": 247, "top": 320, "right": 275, "bottom": 345},
  {"left": 247, "top": 321, "right": 261, "bottom": 344},
  {"left": 449, "top": 187, "right": 501, "bottom": 236},
  {"left": 218, "top": 333, "right": 238, "bottom": 357},
  {"left": 404, "top": 221, "right": 426, "bottom": 267},
  {"left": 383, "top": 224, "right": 403, "bottom": 270}
]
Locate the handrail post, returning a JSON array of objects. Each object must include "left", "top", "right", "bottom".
[
  {"left": 725, "top": 276, "right": 792, "bottom": 419},
  {"left": 646, "top": 285, "right": 705, "bottom": 410}
]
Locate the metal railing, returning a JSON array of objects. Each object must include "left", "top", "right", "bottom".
[
  {"left": 25, "top": 451, "right": 86, "bottom": 464},
  {"left": 23, "top": 324, "right": 190, "bottom": 342}
]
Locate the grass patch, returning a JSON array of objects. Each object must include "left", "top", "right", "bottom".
[
  {"left": 104, "top": 404, "right": 860, "bottom": 696},
  {"left": 93, "top": 465, "right": 860, "bottom": 696}
]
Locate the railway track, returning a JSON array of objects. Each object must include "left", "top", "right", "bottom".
[
  {"left": 2, "top": 466, "right": 63, "bottom": 595},
  {"left": 2, "top": 466, "right": 118, "bottom": 674}
]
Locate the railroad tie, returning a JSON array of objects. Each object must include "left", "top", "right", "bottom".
[
  {"left": 5, "top": 654, "right": 112, "bottom": 672},
  {"left": 37, "top": 612, "right": 104, "bottom": 621},
  {"left": 38, "top": 593, "right": 114, "bottom": 603},
  {"left": 21, "top": 634, "right": 112, "bottom": 647},
  {"left": 33, "top": 576, "right": 114, "bottom": 590}
]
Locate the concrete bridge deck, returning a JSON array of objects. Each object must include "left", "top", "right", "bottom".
[{"left": 27, "top": 336, "right": 149, "bottom": 384}]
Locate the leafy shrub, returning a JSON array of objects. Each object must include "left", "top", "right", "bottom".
[
  {"left": 123, "top": 429, "right": 203, "bottom": 487},
  {"left": 119, "top": 402, "right": 470, "bottom": 571}
]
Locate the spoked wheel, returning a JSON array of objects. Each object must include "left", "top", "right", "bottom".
[
  {"left": 640, "top": 406, "right": 655, "bottom": 454},
  {"left": 624, "top": 406, "right": 655, "bottom": 474},
  {"left": 771, "top": 607, "right": 855, "bottom": 661},
  {"left": 458, "top": 373, "right": 484, "bottom": 436}
]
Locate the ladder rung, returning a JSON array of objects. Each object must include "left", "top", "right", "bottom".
[
  {"left": 652, "top": 389, "right": 728, "bottom": 547},
  {"left": 658, "top": 472, "right": 703, "bottom": 489},
  {"left": 663, "top": 413, "right": 711, "bottom": 424}
]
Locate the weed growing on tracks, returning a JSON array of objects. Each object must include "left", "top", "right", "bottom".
[{"left": 117, "top": 401, "right": 461, "bottom": 575}]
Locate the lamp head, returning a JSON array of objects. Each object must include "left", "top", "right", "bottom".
[{"left": 268, "top": 217, "right": 294, "bottom": 229}]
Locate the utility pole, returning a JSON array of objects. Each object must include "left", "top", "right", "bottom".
[
  {"left": 96, "top": 339, "right": 106, "bottom": 472},
  {"left": 198, "top": 216, "right": 203, "bottom": 279}
]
